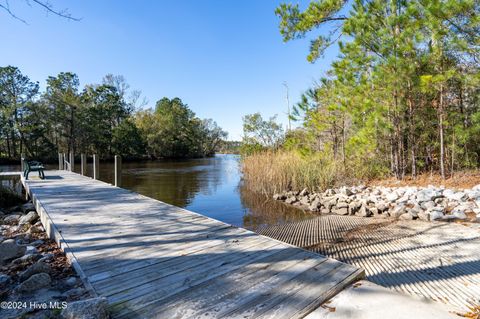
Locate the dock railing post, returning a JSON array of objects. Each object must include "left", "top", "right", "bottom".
[
  {"left": 81, "top": 154, "right": 87, "bottom": 176},
  {"left": 115, "top": 155, "right": 122, "bottom": 187},
  {"left": 58, "top": 153, "right": 63, "bottom": 170},
  {"left": 93, "top": 154, "right": 99, "bottom": 180},
  {"left": 69, "top": 152, "right": 74, "bottom": 172}
]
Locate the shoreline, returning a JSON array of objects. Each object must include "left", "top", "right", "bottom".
[{"left": 273, "top": 184, "right": 480, "bottom": 223}]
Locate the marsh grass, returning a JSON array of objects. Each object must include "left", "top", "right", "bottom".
[{"left": 241, "top": 150, "right": 354, "bottom": 195}]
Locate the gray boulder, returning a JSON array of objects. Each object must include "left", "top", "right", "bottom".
[
  {"left": 430, "top": 206, "right": 445, "bottom": 214},
  {"left": 333, "top": 207, "right": 349, "bottom": 215},
  {"left": 406, "top": 208, "right": 418, "bottom": 219},
  {"left": 27, "top": 225, "right": 44, "bottom": 234},
  {"left": 3, "top": 214, "right": 21, "bottom": 224},
  {"left": 466, "top": 190, "right": 480, "bottom": 200},
  {"left": 273, "top": 193, "right": 286, "bottom": 201},
  {"left": 376, "top": 201, "right": 388, "bottom": 212},
  {"left": 456, "top": 202, "right": 476, "bottom": 213},
  {"left": 399, "top": 212, "right": 414, "bottom": 220},
  {"left": 324, "top": 189, "right": 336, "bottom": 196},
  {"left": 21, "top": 202, "right": 36, "bottom": 213},
  {"left": 19, "top": 261, "right": 51, "bottom": 281},
  {"left": 337, "top": 201, "right": 348, "bottom": 209},
  {"left": 452, "top": 210, "right": 467, "bottom": 220},
  {"left": 429, "top": 210, "right": 444, "bottom": 221},
  {"left": 16, "top": 273, "right": 51, "bottom": 293},
  {"left": 420, "top": 201, "right": 435, "bottom": 210},
  {"left": 12, "top": 253, "right": 42, "bottom": 265},
  {"left": 385, "top": 192, "right": 399, "bottom": 203},
  {"left": 299, "top": 196, "right": 310, "bottom": 206},
  {"left": 25, "top": 245, "right": 38, "bottom": 255},
  {"left": 299, "top": 188, "right": 309, "bottom": 197},
  {"left": 416, "top": 189, "right": 440, "bottom": 202},
  {"left": 340, "top": 187, "right": 353, "bottom": 196},
  {"left": 390, "top": 204, "right": 407, "bottom": 218},
  {"left": 18, "top": 211, "right": 39, "bottom": 225},
  {"left": 396, "top": 195, "right": 409, "bottom": 204},
  {"left": 451, "top": 192, "right": 467, "bottom": 201},
  {"left": 418, "top": 211, "right": 430, "bottom": 221},
  {"left": 0, "top": 239, "right": 26, "bottom": 265},
  {"left": 285, "top": 196, "right": 297, "bottom": 204},
  {"left": 348, "top": 201, "right": 362, "bottom": 215},
  {"left": 320, "top": 207, "right": 331, "bottom": 214},
  {"left": 309, "top": 198, "right": 322, "bottom": 212},
  {"left": 369, "top": 207, "right": 379, "bottom": 215},
  {"left": 356, "top": 205, "right": 373, "bottom": 217},
  {"left": 61, "top": 297, "right": 109, "bottom": 319}
]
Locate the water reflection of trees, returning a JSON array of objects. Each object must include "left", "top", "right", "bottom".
[
  {"left": 117, "top": 158, "right": 224, "bottom": 208},
  {"left": 0, "top": 177, "right": 23, "bottom": 195},
  {"left": 240, "top": 183, "right": 315, "bottom": 232}
]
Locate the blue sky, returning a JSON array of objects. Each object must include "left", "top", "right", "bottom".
[{"left": 0, "top": 0, "right": 339, "bottom": 140}]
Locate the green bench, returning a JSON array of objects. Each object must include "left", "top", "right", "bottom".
[{"left": 23, "top": 160, "right": 45, "bottom": 180}]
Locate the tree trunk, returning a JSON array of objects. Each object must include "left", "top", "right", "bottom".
[
  {"left": 407, "top": 82, "right": 416, "bottom": 178},
  {"left": 451, "top": 129, "right": 455, "bottom": 176},
  {"left": 439, "top": 85, "right": 445, "bottom": 179}
]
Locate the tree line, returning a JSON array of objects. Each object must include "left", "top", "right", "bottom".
[
  {"left": 274, "top": 0, "right": 479, "bottom": 179},
  {"left": 0, "top": 66, "right": 227, "bottom": 162}
]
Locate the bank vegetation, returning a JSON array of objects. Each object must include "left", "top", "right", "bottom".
[
  {"left": 242, "top": 0, "right": 479, "bottom": 194},
  {"left": 0, "top": 68, "right": 227, "bottom": 162}
]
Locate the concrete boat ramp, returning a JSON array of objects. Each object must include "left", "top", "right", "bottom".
[{"left": 18, "top": 170, "right": 459, "bottom": 318}]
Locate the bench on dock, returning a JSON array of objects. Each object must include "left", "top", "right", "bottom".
[{"left": 23, "top": 159, "right": 45, "bottom": 180}]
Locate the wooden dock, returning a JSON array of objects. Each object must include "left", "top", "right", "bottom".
[{"left": 21, "top": 171, "right": 363, "bottom": 319}]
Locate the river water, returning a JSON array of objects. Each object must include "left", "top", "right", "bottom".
[{"left": 0, "top": 154, "right": 314, "bottom": 231}]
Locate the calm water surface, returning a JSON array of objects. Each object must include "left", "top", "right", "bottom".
[{"left": 0, "top": 155, "right": 314, "bottom": 230}]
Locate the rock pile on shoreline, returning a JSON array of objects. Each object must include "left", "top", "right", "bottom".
[
  {"left": 273, "top": 185, "right": 480, "bottom": 222},
  {"left": 0, "top": 201, "right": 109, "bottom": 319}
]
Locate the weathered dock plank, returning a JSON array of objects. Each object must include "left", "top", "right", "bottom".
[{"left": 21, "top": 171, "right": 364, "bottom": 318}]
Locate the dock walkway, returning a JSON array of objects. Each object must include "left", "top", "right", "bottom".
[{"left": 21, "top": 171, "right": 363, "bottom": 319}]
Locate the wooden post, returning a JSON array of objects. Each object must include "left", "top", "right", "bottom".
[
  {"left": 69, "top": 152, "right": 74, "bottom": 172},
  {"left": 93, "top": 154, "right": 99, "bottom": 180},
  {"left": 115, "top": 155, "right": 122, "bottom": 187},
  {"left": 20, "top": 153, "right": 25, "bottom": 172},
  {"left": 58, "top": 153, "right": 63, "bottom": 170},
  {"left": 81, "top": 154, "right": 87, "bottom": 176}
]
